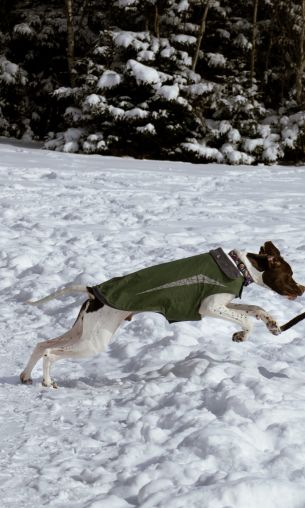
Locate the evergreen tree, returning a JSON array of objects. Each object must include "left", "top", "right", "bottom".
[
  {"left": 1, "top": 0, "right": 305, "bottom": 164},
  {"left": 47, "top": 0, "right": 209, "bottom": 159}
]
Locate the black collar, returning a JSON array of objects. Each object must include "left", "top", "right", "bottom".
[{"left": 228, "top": 250, "right": 254, "bottom": 286}]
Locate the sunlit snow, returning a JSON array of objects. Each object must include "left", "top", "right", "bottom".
[{"left": 1, "top": 140, "right": 305, "bottom": 507}]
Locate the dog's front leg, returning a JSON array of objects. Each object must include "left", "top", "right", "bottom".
[
  {"left": 227, "top": 303, "right": 281, "bottom": 336},
  {"left": 199, "top": 294, "right": 253, "bottom": 342}
]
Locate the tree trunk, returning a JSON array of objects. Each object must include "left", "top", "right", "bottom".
[
  {"left": 250, "top": 0, "right": 259, "bottom": 84},
  {"left": 264, "top": 4, "right": 276, "bottom": 85},
  {"left": 296, "top": 0, "right": 305, "bottom": 104},
  {"left": 65, "top": 0, "right": 75, "bottom": 87},
  {"left": 192, "top": 0, "right": 210, "bottom": 72},
  {"left": 154, "top": 4, "right": 160, "bottom": 38}
]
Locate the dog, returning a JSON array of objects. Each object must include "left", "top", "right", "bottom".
[{"left": 20, "top": 241, "right": 304, "bottom": 388}]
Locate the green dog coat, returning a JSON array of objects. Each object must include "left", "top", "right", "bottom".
[{"left": 91, "top": 249, "right": 244, "bottom": 323}]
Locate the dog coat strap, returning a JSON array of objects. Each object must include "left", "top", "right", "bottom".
[{"left": 209, "top": 248, "right": 241, "bottom": 280}]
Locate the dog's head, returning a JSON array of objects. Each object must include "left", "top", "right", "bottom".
[{"left": 247, "top": 241, "right": 304, "bottom": 299}]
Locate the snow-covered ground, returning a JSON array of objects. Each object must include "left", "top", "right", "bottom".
[{"left": 2, "top": 141, "right": 305, "bottom": 508}]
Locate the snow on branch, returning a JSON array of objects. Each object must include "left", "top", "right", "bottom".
[
  {"left": 127, "top": 60, "right": 161, "bottom": 85},
  {"left": 0, "top": 57, "right": 26, "bottom": 86},
  {"left": 156, "top": 84, "right": 180, "bottom": 101},
  {"left": 13, "top": 23, "right": 34, "bottom": 37},
  {"left": 182, "top": 141, "right": 224, "bottom": 162},
  {"left": 97, "top": 71, "right": 122, "bottom": 90}
]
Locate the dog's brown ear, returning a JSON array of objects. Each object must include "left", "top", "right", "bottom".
[
  {"left": 247, "top": 253, "right": 269, "bottom": 272},
  {"left": 262, "top": 241, "right": 281, "bottom": 257}
]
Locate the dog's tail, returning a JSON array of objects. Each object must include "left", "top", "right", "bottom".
[{"left": 25, "top": 285, "right": 88, "bottom": 306}]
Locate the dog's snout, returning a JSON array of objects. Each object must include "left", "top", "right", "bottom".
[{"left": 298, "top": 284, "right": 305, "bottom": 295}]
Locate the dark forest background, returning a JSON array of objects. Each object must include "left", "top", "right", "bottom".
[{"left": 1, "top": 0, "right": 305, "bottom": 164}]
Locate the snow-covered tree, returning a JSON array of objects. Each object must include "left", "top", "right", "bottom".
[
  {"left": 2, "top": 0, "right": 305, "bottom": 164},
  {"left": 0, "top": 53, "right": 29, "bottom": 138},
  {"left": 47, "top": 1, "right": 209, "bottom": 159}
]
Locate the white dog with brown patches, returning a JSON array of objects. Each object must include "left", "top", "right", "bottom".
[{"left": 20, "top": 241, "right": 304, "bottom": 388}]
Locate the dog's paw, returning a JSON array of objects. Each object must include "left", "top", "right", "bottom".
[
  {"left": 232, "top": 331, "right": 247, "bottom": 342},
  {"left": 20, "top": 372, "right": 33, "bottom": 385},
  {"left": 42, "top": 379, "right": 58, "bottom": 389},
  {"left": 266, "top": 319, "right": 281, "bottom": 335}
]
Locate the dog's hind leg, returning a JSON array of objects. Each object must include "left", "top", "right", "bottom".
[
  {"left": 42, "top": 350, "right": 58, "bottom": 388},
  {"left": 40, "top": 304, "right": 129, "bottom": 387},
  {"left": 20, "top": 341, "right": 49, "bottom": 385},
  {"left": 41, "top": 349, "right": 76, "bottom": 388},
  {"left": 20, "top": 307, "right": 85, "bottom": 385},
  {"left": 21, "top": 301, "right": 129, "bottom": 386}
]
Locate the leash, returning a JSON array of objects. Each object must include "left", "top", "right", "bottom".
[{"left": 280, "top": 311, "right": 305, "bottom": 332}]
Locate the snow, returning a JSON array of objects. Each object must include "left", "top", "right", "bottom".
[
  {"left": 157, "top": 83, "right": 179, "bottom": 101},
  {"left": 243, "top": 137, "right": 264, "bottom": 153},
  {"left": 13, "top": 22, "right": 34, "bottom": 36},
  {"left": 109, "top": 106, "right": 125, "bottom": 118},
  {"left": 217, "top": 28, "right": 230, "bottom": 40},
  {"left": 219, "top": 120, "right": 231, "bottom": 134},
  {"left": 182, "top": 141, "right": 224, "bottom": 162},
  {"left": 2, "top": 139, "right": 305, "bottom": 507},
  {"left": 205, "top": 52, "right": 227, "bottom": 68},
  {"left": 228, "top": 128, "right": 241, "bottom": 143},
  {"left": 177, "top": 0, "right": 190, "bottom": 12},
  {"left": 233, "top": 33, "right": 251, "bottom": 50},
  {"left": 138, "top": 50, "right": 155, "bottom": 62},
  {"left": 113, "top": 31, "right": 135, "bottom": 49},
  {"left": 258, "top": 124, "right": 271, "bottom": 138},
  {"left": 84, "top": 94, "right": 102, "bottom": 106},
  {"left": 127, "top": 60, "right": 161, "bottom": 85},
  {"left": 53, "top": 86, "right": 74, "bottom": 99},
  {"left": 0, "top": 57, "right": 18, "bottom": 76},
  {"left": 136, "top": 123, "right": 156, "bottom": 135},
  {"left": 282, "top": 125, "right": 299, "bottom": 148},
  {"left": 63, "top": 128, "right": 83, "bottom": 152},
  {"left": 113, "top": 31, "right": 148, "bottom": 51},
  {"left": 64, "top": 107, "right": 82, "bottom": 123},
  {"left": 115, "top": 0, "right": 138, "bottom": 7},
  {"left": 263, "top": 145, "right": 281, "bottom": 163},
  {"left": 221, "top": 144, "right": 254, "bottom": 164},
  {"left": 184, "top": 82, "right": 214, "bottom": 96},
  {"left": 0, "top": 57, "right": 21, "bottom": 85},
  {"left": 160, "top": 47, "right": 175, "bottom": 58},
  {"left": 124, "top": 108, "right": 149, "bottom": 120},
  {"left": 97, "top": 71, "right": 121, "bottom": 90},
  {"left": 172, "top": 34, "right": 197, "bottom": 45}
]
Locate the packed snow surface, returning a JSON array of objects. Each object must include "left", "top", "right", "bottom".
[{"left": 2, "top": 140, "right": 305, "bottom": 507}]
